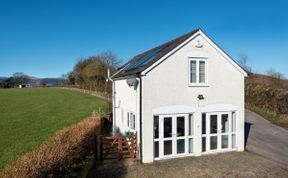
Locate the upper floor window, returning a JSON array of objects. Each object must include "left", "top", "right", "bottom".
[{"left": 189, "top": 59, "right": 208, "bottom": 86}]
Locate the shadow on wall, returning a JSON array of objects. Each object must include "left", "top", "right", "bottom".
[{"left": 244, "top": 121, "right": 253, "bottom": 148}]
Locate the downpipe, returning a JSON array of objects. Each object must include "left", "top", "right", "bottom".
[
  {"left": 107, "top": 69, "right": 116, "bottom": 136},
  {"left": 136, "top": 75, "right": 143, "bottom": 163}
]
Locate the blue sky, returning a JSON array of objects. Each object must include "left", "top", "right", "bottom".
[{"left": 0, "top": 0, "right": 287, "bottom": 78}]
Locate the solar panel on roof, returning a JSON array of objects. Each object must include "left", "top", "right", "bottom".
[{"left": 125, "top": 45, "right": 165, "bottom": 71}]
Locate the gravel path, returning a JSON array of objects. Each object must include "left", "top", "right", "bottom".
[
  {"left": 87, "top": 152, "right": 288, "bottom": 178},
  {"left": 87, "top": 109, "right": 288, "bottom": 178},
  {"left": 245, "top": 109, "right": 288, "bottom": 165}
]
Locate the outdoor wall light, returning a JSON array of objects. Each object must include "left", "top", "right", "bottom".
[{"left": 197, "top": 94, "right": 204, "bottom": 100}]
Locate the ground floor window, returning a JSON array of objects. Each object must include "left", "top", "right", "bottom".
[{"left": 127, "top": 112, "right": 136, "bottom": 130}]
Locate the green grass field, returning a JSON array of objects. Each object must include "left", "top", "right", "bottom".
[{"left": 0, "top": 88, "right": 108, "bottom": 169}]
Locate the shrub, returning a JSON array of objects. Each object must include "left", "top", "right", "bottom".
[
  {"left": 0, "top": 118, "right": 100, "bottom": 178},
  {"left": 246, "top": 83, "right": 288, "bottom": 119}
]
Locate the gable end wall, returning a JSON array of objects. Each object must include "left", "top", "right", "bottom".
[{"left": 141, "top": 34, "right": 245, "bottom": 163}]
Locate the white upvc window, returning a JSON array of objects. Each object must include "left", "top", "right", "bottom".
[
  {"left": 127, "top": 111, "right": 136, "bottom": 130},
  {"left": 189, "top": 59, "right": 208, "bottom": 86}
]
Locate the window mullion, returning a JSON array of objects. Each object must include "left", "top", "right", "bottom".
[{"left": 196, "top": 60, "right": 199, "bottom": 84}]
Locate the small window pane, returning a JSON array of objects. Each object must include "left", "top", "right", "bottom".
[
  {"left": 177, "top": 139, "right": 185, "bottom": 154},
  {"left": 189, "top": 138, "right": 194, "bottom": 153},
  {"left": 154, "top": 116, "right": 159, "bottom": 139},
  {"left": 133, "top": 114, "right": 135, "bottom": 130},
  {"left": 202, "top": 137, "right": 206, "bottom": 152},
  {"left": 127, "top": 113, "right": 130, "bottom": 127},
  {"left": 221, "top": 135, "right": 229, "bottom": 149},
  {"left": 164, "top": 117, "right": 172, "bottom": 138},
  {"left": 177, "top": 116, "right": 185, "bottom": 137},
  {"left": 210, "top": 115, "right": 218, "bottom": 134},
  {"left": 221, "top": 114, "right": 229, "bottom": 133},
  {"left": 199, "top": 61, "right": 205, "bottom": 83},
  {"left": 164, "top": 140, "right": 172, "bottom": 155},
  {"left": 210, "top": 136, "right": 217, "bottom": 150},
  {"left": 202, "top": 114, "right": 206, "bottom": 135},
  {"left": 130, "top": 113, "right": 133, "bottom": 128},
  {"left": 232, "top": 134, "right": 236, "bottom": 148},
  {"left": 189, "top": 114, "right": 193, "bottom": 136},
  {"left": 232, "top": 112, "right": 236, "bottom": 132},
  {"left": 190, "top": 61, "right": 197, "bottom": 83},
  {"left": 154, "top": 141, "right": 159, "bottom": 158}
]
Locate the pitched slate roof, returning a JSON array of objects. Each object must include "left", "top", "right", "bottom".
[{"left": 112, "top": 28, "right": 201, "bottom": 78}]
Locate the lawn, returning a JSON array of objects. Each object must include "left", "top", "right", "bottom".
[{"left": 0, "top": 88, "right": 108, "bottom": 169}]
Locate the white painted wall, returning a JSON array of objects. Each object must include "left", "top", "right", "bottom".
[
  {"left": 141, "top": 33, "right": 245, "bottom": 163},
  {"left": 114, "top": 79, "right": 140, "bottom": 135}
]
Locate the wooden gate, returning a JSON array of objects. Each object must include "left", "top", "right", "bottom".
[{"left": 96, "top": 132, "right": 137, "bottom": 163}]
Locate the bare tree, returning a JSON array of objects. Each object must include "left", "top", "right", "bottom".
[
  {"left": 65, "top": 51, "right": 121, "bottom": 93},
  {"left": 238, "top": 54, "right": 252, "bottom": 73},
  {"left": 10, "top": 72, "right": 29, "bottom": 87},
  {"left": 99, "top": 50, "right": 122, "bottom": 74},
  {"left": 266, "top": 67, "right": 284, "bottom": 87},
  {"left": 266, "top": 68, "right": 284, "bottom": 80}
]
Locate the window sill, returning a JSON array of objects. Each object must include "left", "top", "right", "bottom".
[
  {"left": 127, "top": 127, "right": 136, "bottom": 132},
  {"left": 188, "top": 83, "right": 209, "bottom": 87}
]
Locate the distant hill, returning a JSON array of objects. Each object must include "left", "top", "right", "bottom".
[
  {"left": 0, "top": 77, "right": 8, "bottom": 83},
  {"left": 26, "top": 77, "right": 63, "bottom": 87},
  {"left": 41, "top": 78, "right": 63, "bottom": 87},
  {"left": 0, "top": 76, "right": 63, "bottom": 87}
]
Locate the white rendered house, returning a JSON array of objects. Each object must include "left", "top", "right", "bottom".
[{"left": 111, "top": 28, "right": 247, "bottom": 163}]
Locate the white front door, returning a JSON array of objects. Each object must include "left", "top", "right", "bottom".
[
  {"left": 154, "top": 114, "right": 194, "bottom": 160},
  {"left": 202, "top": 112, "right": 236, "bottom": 153}
]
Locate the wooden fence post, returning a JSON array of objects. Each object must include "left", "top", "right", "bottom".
[
  {"left": 135, "top": 132, "right": 138, "bottom": 158},
  {"left": 94, "top": 135, "right": 98, "bottom": 166},
  {"left": 99, "top": 135, "right": 103, "bottom": 162},
  {"left": 130, "top": 132, "right": 135, "bottom": 157},
  {"left": 118, "top": 134, "right": 123, "bottom": 160}
]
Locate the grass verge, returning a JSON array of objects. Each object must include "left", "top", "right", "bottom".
[{"left": 246, "top": 103, "right": 288, "bottom": 128}]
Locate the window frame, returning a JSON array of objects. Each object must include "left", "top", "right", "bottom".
[
  {"left": 127, "top": 111, "right": 136, "bottom": 130},
  {"left": 127, "top": 112, "right": 130, "bottom": 128},
  {"left": 188, "top": 58, "right": 208, "bottom": 87}
]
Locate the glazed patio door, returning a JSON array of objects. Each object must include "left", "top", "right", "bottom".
[
  {"left": 162, "top": 116, "right": 174, "bottom": 156},
  {"left": 203, "top": 112, "right": 232, "bottom": 152},
  {"left": 208, "top": 113, "right": 219, "bottom": 151},
  {"left": 154, "top": 114, "right": 189, "bottom": 159}
]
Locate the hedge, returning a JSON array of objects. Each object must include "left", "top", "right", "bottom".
[
  {"left": 246, "top": 83, "right": 288, "bottom": 120},
  {"left": 0, "top": 118, "right": 100, "bottom": 178}
]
